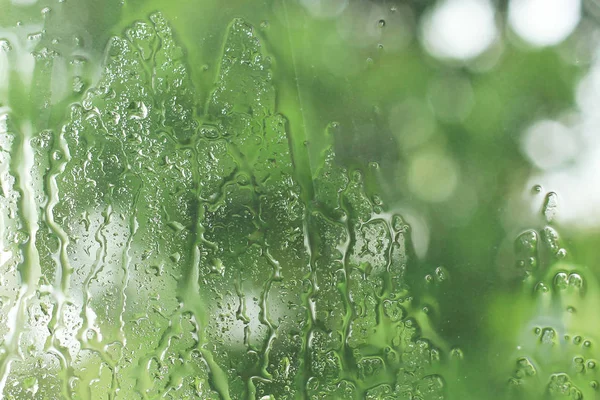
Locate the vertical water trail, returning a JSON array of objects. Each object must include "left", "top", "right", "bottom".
[{"left": 0, "top": 120, "right": 42, "bottom": 397}]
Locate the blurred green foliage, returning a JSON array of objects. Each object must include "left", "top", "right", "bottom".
[{"left": 0, "top": 0, "right": 599, "bottom": 399}]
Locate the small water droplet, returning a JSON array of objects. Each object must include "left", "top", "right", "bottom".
[
  {"left": 14, "top": 230, "right": 29, "bottom": 244},
  {"left": 450, "top": 346, "right": 464, "bottom": 359},
  {"left": 542, "top": 192, "right": 559, "bottom": 223},
  {"left": 527, "top": 257, "right": 537, "bottom": 268},
  {"left": 0, "top": 39, "right": 12, "bottom": 52},
  {"left": 541, "top": 327, "right": 557, "bottom": 344},
  {"left": 236, "top": 173, "right": 250, "bottom": 186},
  {"left": 378, "top": 19, "right": 386, "bottom": 28},
  {"left": 435, "top": 266, "right": 448, "bottom": 282},
  {"left": 535, "top": 282, "right": 549, "bottom": 293},
  {"left": 73, "top": 76, "right": 84, "bottom": 93},
  {"left": 554, "top": 272, "right": 568, "bottom": 290},
  {"left": 28, "top": 32, "right": 43, "bottom": 41},
  {"left": 86, "top": 329, "right": 97, "bottom": 341},
  {"left": 568, "top": 273, "right": 584, "bottom": 289},
  {"left": 589, "top": 361, "right": 596, "bottom": 369},
  {"left": 532, "top": 184, "right": 542, "bottom": 193}
]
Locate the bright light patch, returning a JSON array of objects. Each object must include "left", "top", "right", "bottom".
[
  {"left": 421, "top": 0, "right": 497, "bottom": 60},
  {"left": 508, "top": 0, "right": 581, "bottom": 47},
  {"left": 522, "top": 120, "right": 578, "bottom": 170},
  {"left": 408, "top": 148, "right": 459, "bottom": 203},
  {"left": 300, "top": 0, "right": 348, "bottom": 18},
  {"left": 10, "top": 0, "right": 37, "bottom": 5}
]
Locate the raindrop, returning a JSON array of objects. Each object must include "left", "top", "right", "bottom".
[
  {"left": 542, "top": 192, "right": 559, "bottom": 223},
  {"left": 0, "top": 39, "right": 12, "bottom": 52}
]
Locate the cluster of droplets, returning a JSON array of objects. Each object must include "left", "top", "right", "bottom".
[
  {"left": 507, "top": 187, "right": 600, "bottom": 399},
  {"left": 0, "top": 9, "right": 459, "bottom": 399}
]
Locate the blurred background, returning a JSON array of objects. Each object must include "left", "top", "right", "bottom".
[{"left": 2, "top": 0, "right": 600, "bottom": 398}]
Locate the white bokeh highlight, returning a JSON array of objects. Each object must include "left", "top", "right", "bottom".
[
  {"left": 518, "top": 46, "right": 600, "bottom": 229},
  {"left": 300, "top": 0, "right": 348, "bottom": 18},
  {"left": 421, "top": 0, "right": 497, "bottom": 60},
  {"left": 522, "top": 120, "right": 578, "bottom": 171},
  {"left": 508, "top": 0, "right": 581, "bottom": 47}
]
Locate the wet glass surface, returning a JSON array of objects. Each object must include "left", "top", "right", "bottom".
[{"left": 0, "top": 0, "right": 599, "bottom": 398}]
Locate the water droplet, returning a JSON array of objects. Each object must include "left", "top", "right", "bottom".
[
  {"left": 541, "top": 327, "right": 557, "bottom": 344},
  {"left": 73, "top": 76, "right": 85, "bottom": 93},
  {"left": 542, "top": 226, "right": 560, "bottom": 252},
  {"left": 435, "top": 266, "right": 448, "bottom": 282},
  {"left": 527, "top": 257, "right": 537, "bottom": 267},
  {"left": 532, "top": 184, "right": 542, "bottom": 193},
  {"left": 554, "top": 272, "right": 568, "bottom": 290},
  {"left": 28, "top": 32, "right": 43, "bottom": 41},
  {"left": 52, "top": 150, "right": 63, "bottom": 161},
  {"left": 382, "top": 299, "right": 405, "bottom": 322},
  {"left": 542, "top": 191, "right": 559, "bottom": 223},
  {"left": 515, "top": 230, "right": 538, "bottom": 252},
  {"left": 556, "top": 248, "right": 567, "bottom": 258},
  {"left": 574, "top": 336, "right": 583, "bottom": 345},
  {"left": 0, "top": 39, "right": 12, "bottom": 52},
  {"left": 378, "top": 19, "right": 386, "bottom": 28},
  {"left": 588, "top": 361, "right": 596, "bottom": 369},
  {"left": 450, "top": 346, "right": 464, "bottom": 359},
  {"left": 86, "top": 329, "right": 97, "bottom": 341},
  {"left": 14, "top": 230, "right": 29, "bottom": 244},
  {"left": 201, "top": 125, "right": 219, "bottom": 138},
  {"left": 568, "top": 273, "right": 584, "bottom": 289},
  {"left": 535, "top": 282, "right": 549, "bottom": 293}
]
